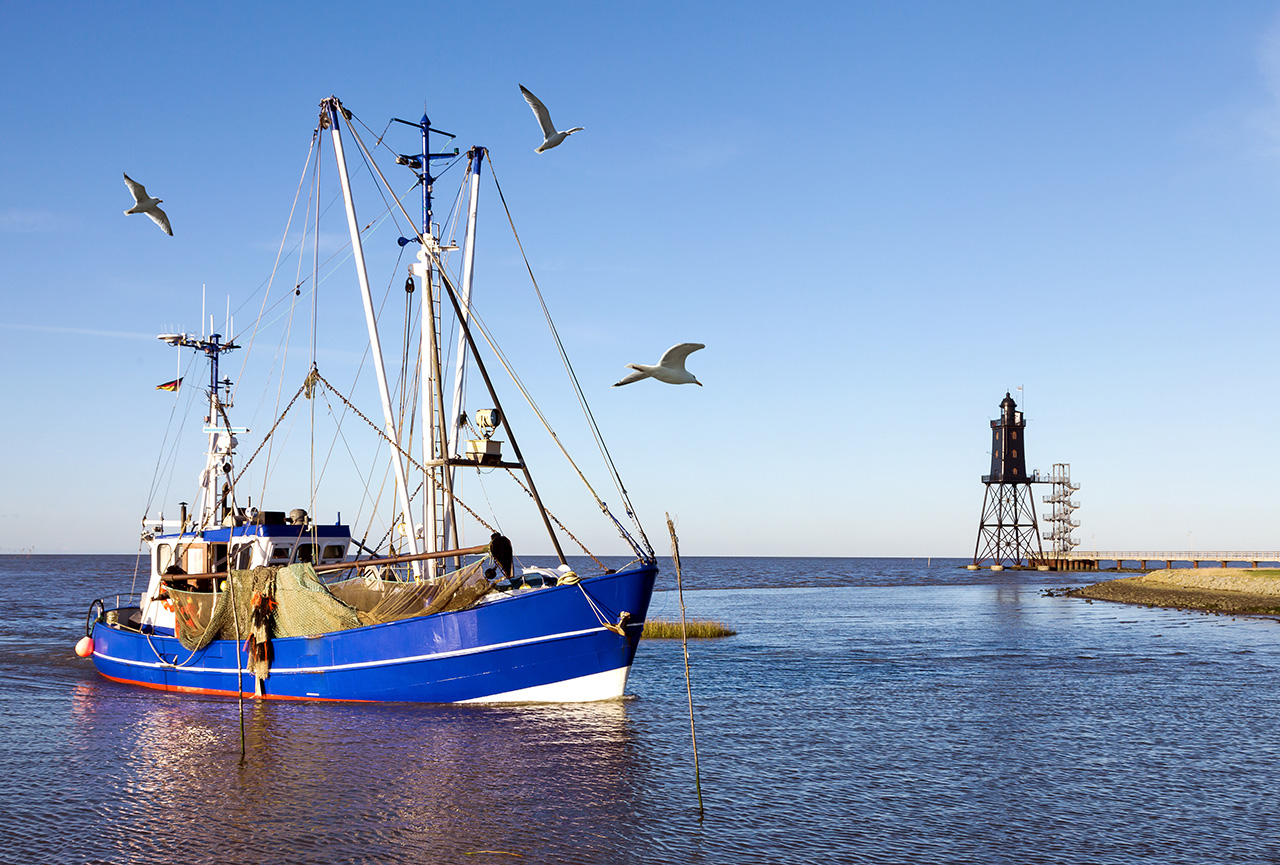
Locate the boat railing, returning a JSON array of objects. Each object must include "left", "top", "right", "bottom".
[{"left": 91, "top": 594, "right": 144, "bottom": 631}]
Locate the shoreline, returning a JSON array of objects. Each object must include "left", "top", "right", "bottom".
[{"left": 1069, "top": 568, "right": 1280, "bottom": 615}]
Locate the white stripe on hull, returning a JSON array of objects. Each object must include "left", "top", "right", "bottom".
[
  {"left": 459, "top": 665, "right": 632, "bottom": 704},
  {"left": 95, "top": 623, "right": 618, "bottom": 675}
]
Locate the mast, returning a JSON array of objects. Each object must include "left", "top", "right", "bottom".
[
  {"left": 384, "top": 111, "right": 461, "bottom": 577},
  {"left": 322, "top": 96, "right": 423, "bottom": 576},
  {"left": 442, "top": 146, "right": 486, "bottom": 553},
  {"left": 158, "top": 330, "right": 242, "bottom": 529},
  {"left": 372, "top": 103, "right": 568, "bottom": 565},
  {"left": 431, "top": 260, "right": 569, "bottom": 566}
]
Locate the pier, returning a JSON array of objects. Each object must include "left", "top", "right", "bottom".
[{"left": 1035, "top": 551, "right": 1280, "bottom": 571}]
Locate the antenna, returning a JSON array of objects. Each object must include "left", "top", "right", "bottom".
[{"left": 201, "top": 283, "right": 206, "bottom": 336}]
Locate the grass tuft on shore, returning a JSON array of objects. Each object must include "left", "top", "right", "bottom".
[{"left": 642, "top": 618, "right": 737, "bottom": 639}]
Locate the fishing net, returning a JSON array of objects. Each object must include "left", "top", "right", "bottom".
[
  {"left": 168, "top": 564, "right": 363, "bottom": 654},
  {"left": 168, "top": 557, "right": 498, "bottom": 656},
  {"left": 326, "top": 557, "right": 496, "bottom": 623}
]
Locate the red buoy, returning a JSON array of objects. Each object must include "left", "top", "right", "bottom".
[{"left": 75, "top": 636, "right": 94, "bottom": 658}]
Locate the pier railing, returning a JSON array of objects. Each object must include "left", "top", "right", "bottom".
[{"left": 1055, "top": 551, "right": 1280, "bottom": 569}]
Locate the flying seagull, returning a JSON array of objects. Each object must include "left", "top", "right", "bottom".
[
  {"left": 122, "top": 173, "right": 172, "bottom": 236},
  {"left": 612, "top": 343, "right": 705, "bottom": 387},
  {"left": 519, "top": 85, "right": 584, "bottom": 153}
]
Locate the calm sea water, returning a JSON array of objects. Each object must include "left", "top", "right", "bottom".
[{"left": 4, "top": 554, "right": 1280, "bottom": 864}]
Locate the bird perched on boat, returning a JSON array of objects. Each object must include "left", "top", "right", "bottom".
[
  {"left": 122, "top": 173, "right": 172, "bottom": 236},
  {"left": 612, "top": 343, "right": 705, "bottom": 387},
  {"left": 519, "top": 85, "right": 584, "bottom": 153}
]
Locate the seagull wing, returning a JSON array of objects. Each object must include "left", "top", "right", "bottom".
[
  {"left": 658, "top": 343, "right": 705, "bottom": 370},
  {"left": 612, "top": 366, "right": 650, "bottom": 387},
  {"left": 520, "top": 85, "right": 558, "bottom": 138},
  {"left": 123, "top": 172, "right": 148, "bottom": 204},
  {"left": 147, "top": 206, "right": 173, "bottom": 236}
]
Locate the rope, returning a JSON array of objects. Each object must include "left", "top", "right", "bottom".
[
  {"left": 486, "top": 156, "right": 654, "bottom": 558},
  {"left": 576, "top": 583, "right": 625, "bottom": 635},
  {"left": 455, "top": 416, "right": 605, "bottom": 568},
  {"left": 309, "top": 370, "right": 497, "bottom": 534},
  {"left": 232, "top": 132, "right": 318, "bottom": 403},
  {"left": 502, "top": 466, "right": 606, "bottom": 570},
  {"left": 231, "top": 377, "right": 311, "bottom": 486}
]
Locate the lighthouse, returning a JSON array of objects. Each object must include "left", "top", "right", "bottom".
[{"left": 973, "top": 392, "right": 1045, "bottom": 568}]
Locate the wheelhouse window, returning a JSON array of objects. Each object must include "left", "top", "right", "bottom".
[
  {"left": 156, "top": 544, "right": 174, "bottom": 574},
  {"left": 230, "top": 544, "right": 253, "bottom": 570},
  {"left": 321, "top": 544, "right": 347, "bottom": 564},
  {"left": 184, "top": 546, "right": 206, "bottom": 574},
  {"left": 211, "top": 544, "right": 228, "bottom": 572},
  {"left": 270, "top": 545, "right": 292, "bottom": 563},
  {"left": 294, "top": 543, "right": 318, "bottom": 565}
]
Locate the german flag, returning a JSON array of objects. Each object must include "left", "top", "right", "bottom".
[{"left": 156, "top": 378, "right": 182, "bottom": 392}]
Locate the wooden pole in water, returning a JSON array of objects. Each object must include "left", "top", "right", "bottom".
[
  {"left": 666, "top": 512, "right": 704, "bottom": 817},
  {"left": 226, "top": 563, "right": 245, "bottom": 762}
]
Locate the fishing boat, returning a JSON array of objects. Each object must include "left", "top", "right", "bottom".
[{"left": 80, "top": 96, "right": 659, "bottom": 703}]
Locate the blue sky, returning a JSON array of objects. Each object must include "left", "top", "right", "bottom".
[{"left": 3, "top": 1, "right": 1280, "bottom": 556}]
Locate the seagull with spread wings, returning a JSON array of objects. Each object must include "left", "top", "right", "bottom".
[
  {"left": 612, "top": 343, "right": 705, "bottom": 387},
  {"left": 519, "top": 85, "right": 584, "bottom": 153},
  {"left": 122, "top": 173, "right": 172, "bottom": 236}
]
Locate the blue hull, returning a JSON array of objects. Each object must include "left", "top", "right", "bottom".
[{"left": 91, "top": 564, "right": 657, "bottom": 703}]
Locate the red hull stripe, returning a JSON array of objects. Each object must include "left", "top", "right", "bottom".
[{"left": 97, "top": 671, "right": 374, "bottom": 703}]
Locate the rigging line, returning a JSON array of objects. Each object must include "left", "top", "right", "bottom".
[
  {"left": 231, "top": 378, "right": 310, "bottom": 486},
  {"left": 451, "top": 303, "right": 610, "bottom": 519},
  {"left": 434, "top": 153, "right": 467, "bottom": 184},
  {"left": 309, "top": 131, "right": 323, "bottom": 522},
  {"left": 416, "top": 248, "right": 592, "bottom": 563},
  {"left": 368, "top": 116, "right": 395, "bottom": 151},
  {"left": 256, "top": 152, "right": 316, "bottom": 506},
  {"left": 227, "top": 181, "right": 343, "bottom": 326},
  {"left": 502, "top": 466, "right": 607, "bottom": 569},
  {"left": 345, "top": 106, "right": 468, "bottom": 243},
  {"left": 353, "top": 451, "right": 397, "bottom": 559},
  {"left": 341, "top": 118, "right": 427, "bottom": 242},
  {"left": 142, "top": 350, "right": 202, "bottom": 520},
  {"left": 244, "top": 130, "right": 319, "bottom": 502},
  {"left": 257, "top": 395, "right": 306, "bottom": 495},
  {"left": 350, "top": 120, "right": 409, "bottom": 241},
  {"left": 470, "top": 462, "right": 504, "bottom": 537},
  {"left": 156, "top": 360, "right": 204, "bottom": 522},
  {"left": 488, "top": 156, "right": 641, "bottom": 521},
  {"left": 315, "top": 245, "right": 406, "bottom": 497},
  {"left": 486, "top": 156, "right": 653, "bottom": 556},
  {"left": 287, "top": 181, "right": 418, "bottom": 296},
  {"left": 311, "top": 370, "right": 497, "bottom": 534},
  {"left": 228, "top": 117, "right": 389, "bottom": 329},
  {"left": 458, "top": 414, "right": 604, "bottom": 567},
  {"left": 234, "top": 192, "right": 408, "bottom": 379},
  {"left": 316, "top": 389, "right": 384, "bottom": 524},
  {"left": 437, "top": 164, "right": 472, "bottom": 385},
  {"left": 232, "top": 131, "right": 317, "bottom": 402}
]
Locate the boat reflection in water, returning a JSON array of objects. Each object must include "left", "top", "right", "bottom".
[{"left": 70, "top": 681, "right": 649, "bottom": 862}]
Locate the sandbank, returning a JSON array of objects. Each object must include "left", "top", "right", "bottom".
[{"left": 1069, "top": 568, "right": 1280, "bottom": 614}]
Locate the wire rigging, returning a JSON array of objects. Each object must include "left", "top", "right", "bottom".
[{"left": 486, "top": 155, "right": 653, "bottom": 556}]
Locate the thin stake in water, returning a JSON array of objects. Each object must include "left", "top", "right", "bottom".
[
  {"left": 667, "top": 512, "right": 703, "bottom": 817},
  {"left": 227, "top": 562, "right": 246, "bottom": 762}
]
